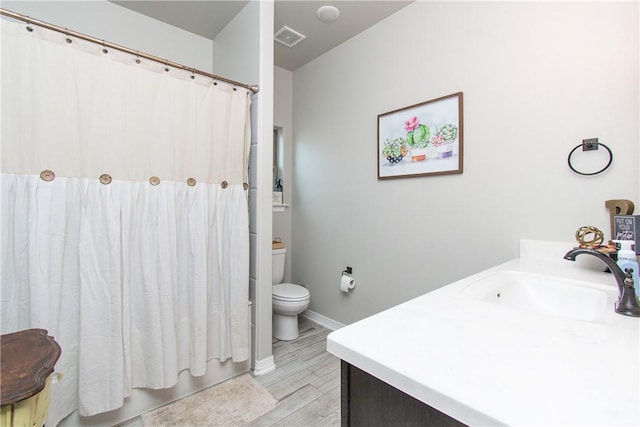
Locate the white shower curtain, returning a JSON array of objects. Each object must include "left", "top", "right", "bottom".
[{"left": 1, "top": 19, "right": 250, "bottom": 425}]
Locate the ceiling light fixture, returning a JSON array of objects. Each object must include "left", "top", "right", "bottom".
[{"left": 316, "top": 5, "right": 340, "bottom": 23}]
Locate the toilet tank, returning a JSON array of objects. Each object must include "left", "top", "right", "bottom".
[{"left": 272, "top": 248, "right": 286, "bottom": 285}]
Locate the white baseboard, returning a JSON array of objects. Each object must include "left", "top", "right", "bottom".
[
  {"left": 302, "top": 310, "right": 345, "bottom": 331},
  {"left": 253, "top": 355, "right": 276, "bottom": 376}
]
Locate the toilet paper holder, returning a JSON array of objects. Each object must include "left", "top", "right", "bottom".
[{"left": 340, "top": 267, "right": 356, "bottom": 293}]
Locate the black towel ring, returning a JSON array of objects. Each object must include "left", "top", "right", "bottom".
[{"left": 567, "top": 141, "right": 613, "bottom": 176}]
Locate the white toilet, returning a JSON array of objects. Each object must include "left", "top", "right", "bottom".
[{"left": 272, "top": 247, "right": 310, "bottom": 341}]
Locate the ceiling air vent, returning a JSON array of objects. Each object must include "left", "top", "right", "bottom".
[{"left": 274, "top": 26, "right": 306, "bottom": 48}]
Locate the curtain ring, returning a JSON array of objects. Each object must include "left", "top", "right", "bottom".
[
  {"left": 187, "top": 178, "right": 196, "bottom": 187},
  {"left": 567, "top": 142, "right": 613, "bottom": 176},
  {"left": 243, "top": 183, "right": 248, "bottom": 190},
  {"left": 25, "top": 19, "right": 34, "bottom": 32},
  {"left": 65, "top": 28, "right": 72, "bottom": 44},
  {"left": 149, "top": 176, "right": 160, "bottom": 186},
  {"left": 221, "top": 181, "right": 228, "bottom": 189},
  {"left": 102, "top": 40, "right": 108, "bottom": 54},
  {"left": 135, "top": 51, "right": 141, "bottom": 64},
  {"left": 164, "top": 60, "right": 170, "bottom": 73}
]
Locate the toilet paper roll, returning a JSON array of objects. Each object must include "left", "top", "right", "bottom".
[{"left": 340, "top": 275, "right": 355, "bottom": 293}]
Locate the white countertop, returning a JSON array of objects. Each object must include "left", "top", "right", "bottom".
[{"left": 327, "top": 240, "right": 640, "bottom": 426}]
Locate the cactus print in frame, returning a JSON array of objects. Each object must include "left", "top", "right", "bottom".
[{"left": 377, "top": 92, "right": 463, "bottom": 179}]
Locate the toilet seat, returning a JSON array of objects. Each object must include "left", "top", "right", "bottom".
[{"left": 273, "top": 283, "right": 309, "bottom": 302}]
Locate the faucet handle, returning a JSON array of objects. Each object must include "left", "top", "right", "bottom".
[
  {"left": 616, "top": 267, "right": 640, "bottom": 317},
  {"left": 624, "top": 268, "right": 635, "bottom": 288}
]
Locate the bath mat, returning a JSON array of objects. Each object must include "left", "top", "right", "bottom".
[{"left": 141, "top": 374, "right": 278, "bottom": 427}]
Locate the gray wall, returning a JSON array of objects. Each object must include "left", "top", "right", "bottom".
[
  {"left": 1, "top": 1, "right": 213, "bottom": 71},
  {"left": 290, "top": 1, "right": 639, "bottom": 325},
  {"left": 212, "top": 1, "right": 259, "bottom": 85}
]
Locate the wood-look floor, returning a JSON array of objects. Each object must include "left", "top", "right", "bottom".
[{"left": 249, "top": 317, "right": 340, "bottom": 426}]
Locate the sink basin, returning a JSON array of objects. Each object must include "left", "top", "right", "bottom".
[{"left": 458, "top": 271, "right": 613, "bottom": 322}]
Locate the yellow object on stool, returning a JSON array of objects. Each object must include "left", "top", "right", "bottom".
[{"left": 0, "top": 377, "right": 53, "bottom": 427}]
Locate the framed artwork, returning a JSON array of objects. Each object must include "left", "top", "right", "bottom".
[{"left": 377, "top": 92, "right": 463, "bottom": 179}]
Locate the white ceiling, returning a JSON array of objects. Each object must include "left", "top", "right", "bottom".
[{"left": 111, "top": 1, "right": 413, "bottom": 71}]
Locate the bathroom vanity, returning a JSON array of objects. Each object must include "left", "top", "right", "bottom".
[
  {"left": 340, "top": 360, "right": 465, "bottom": 426},
  {"left": 327, "top": 240, "right": 640, "bottom": 426}
]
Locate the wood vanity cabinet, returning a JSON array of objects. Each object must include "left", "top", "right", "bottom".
[
  {"left": 1, "top": 329, "right": 61, "bottom": 427},
  {"left": 341, "top": 361, "right": 467, "bottom": 427}
]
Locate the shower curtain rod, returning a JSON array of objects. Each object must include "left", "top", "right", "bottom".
[{"left": 0, "top": 8, "right": 259, "bottom": 94}]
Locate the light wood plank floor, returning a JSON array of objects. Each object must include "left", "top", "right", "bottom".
[{"left": 249, "top": 317, "right": 341, "bottom": 426}]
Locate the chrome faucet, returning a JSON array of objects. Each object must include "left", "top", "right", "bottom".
[{"left": 564, "top": 247, "right": 640, "bottom": 317}]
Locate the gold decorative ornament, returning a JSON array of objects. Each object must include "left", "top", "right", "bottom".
[{"left": 575, "top": 226, "right": 604, "bottom": 248}]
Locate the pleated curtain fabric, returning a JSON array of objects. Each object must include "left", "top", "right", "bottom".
[{"left": 1, "top": 19, "right": 250, "bottom": 425}]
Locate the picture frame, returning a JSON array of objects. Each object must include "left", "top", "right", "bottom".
[{"left": 377, "top": 92, "right": 463, "bottom": 179}]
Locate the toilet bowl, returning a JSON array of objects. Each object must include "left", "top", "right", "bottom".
[
  {"left": 272, "top": 283, "right": 310, "bottom": 340},
  {"left": 272, "top": 247, "right": 310, "bottom": 341}
]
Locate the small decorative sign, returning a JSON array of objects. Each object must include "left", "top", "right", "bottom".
[
  {"left": 377, "top": 92, "right": 463, "bottom": 179},
  {"left": 614, "top": 215, "right": 640, "bottom": 254}
]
